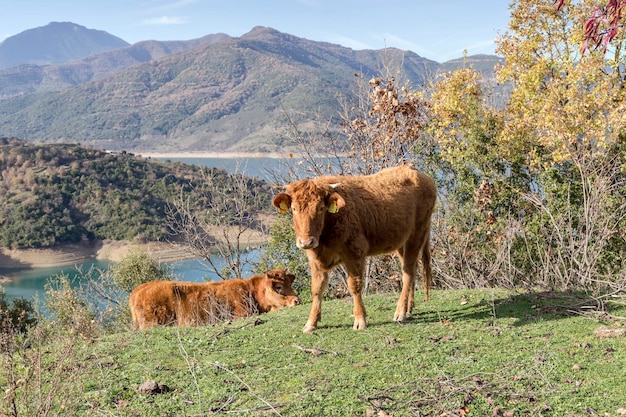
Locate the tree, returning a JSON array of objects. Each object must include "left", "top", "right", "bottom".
[
  {"left": 419, "top": 63, "right": 532, "bottom": 289},
  {"left": 166, "top": 167, "right": 272, "bottom": 280},
  {"left": 408, "top": 0, "right": 626, "bottom": 291},
  {"left": 496, "top": 0, "right": 626, "bottom": 289}
]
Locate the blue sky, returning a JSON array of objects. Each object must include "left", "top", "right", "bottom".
[{"left": 0, "top": 1, "right": 512, "bottom": 63}]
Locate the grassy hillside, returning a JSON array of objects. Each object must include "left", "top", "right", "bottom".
[{"left": 7, "top": 289, "right": 624, "bottom": 416}]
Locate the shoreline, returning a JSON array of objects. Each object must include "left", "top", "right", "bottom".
[
  {"left": 0, "top": 225, "right": 269, "bottom": 271},
  {"left": 135, "top": 151, "right": 293, "bottom": 159},
  {"left": 0, "top": 239, "right": 198, "bottom": 270}
]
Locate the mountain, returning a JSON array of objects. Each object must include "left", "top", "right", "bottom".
[
  {"left": 440, "top": 54, "right": 504, "bottom": 74},
  {"left": 0, "top": 33, "right": 231, "bottom": 98},
  {"left": 0, "top": 22, "right": 130, "bottom": 70},
  {"left": 0, "top": 26, "right": 500, "bottom": 154}
]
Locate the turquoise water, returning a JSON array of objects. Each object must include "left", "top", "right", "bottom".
[
  {"left": 1, "top": 247, "right": 261, "bottom": 303},
  {"left": 1, "top": 260, "right": 111, "bottom": 301}
]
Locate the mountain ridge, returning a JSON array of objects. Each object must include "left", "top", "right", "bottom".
[
  {"left": 0, "top": 32, "right": 231, "bottom": 99},
  {"left": 0, "top": 24, "right": 503, "bottom": 154}
]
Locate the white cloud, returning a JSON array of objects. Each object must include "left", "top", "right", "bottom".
[
  {"left": 142, "top": 16, "right": 189, "bottom": 26},
  {"left": 324, "top": 34, "right": 372, "bottom": 50}
]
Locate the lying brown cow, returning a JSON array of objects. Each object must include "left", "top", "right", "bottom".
[
  {"left": 273, "top": 164, "right": 436, "bottom": 332},
  {"left": 129, "top": 268, "right": 300, "bottom": 329}
]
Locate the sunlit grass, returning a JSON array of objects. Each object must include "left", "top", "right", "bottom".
[{"left": 53, "top": 289, "right": 626, "bottom": 415}]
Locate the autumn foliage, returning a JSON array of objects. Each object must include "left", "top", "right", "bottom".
[
  {"left": 302, "top": 0, "right": 626, "bottom": 296},
  {"left": 555, "top": 0, "right": 626, "bottom": 52}
]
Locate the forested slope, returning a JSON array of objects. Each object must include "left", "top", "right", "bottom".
[{"left": 0, "top": 138, "right": 272, "bottom": 249}]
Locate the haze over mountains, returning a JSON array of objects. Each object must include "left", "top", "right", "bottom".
[{"left": 0, "top": 22, "right": 503, "bottom": 154}]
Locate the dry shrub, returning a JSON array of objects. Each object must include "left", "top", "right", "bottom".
[
  {"left": 1, "top": 322, "right": 86, "bottom": 417},
  {"left": 43, "top": 273, "right": 97, "bottom": 339}
]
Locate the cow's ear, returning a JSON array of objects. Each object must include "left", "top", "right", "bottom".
[
  {"left": 272, "top": 193, "right": 291, "bottom": 213},
  {"left": 287, "top": 273, "right": 296, "bottom": 284},
  {"left": 327, "top": 193, "right": 345, "bottom": 214}
]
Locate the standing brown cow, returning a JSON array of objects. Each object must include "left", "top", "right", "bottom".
[
  {"left": 129, "top": 268, "right": 300, "bottom": 329},
  {"left": 273, "top": 164, "right": 436, "bottom": 332}
]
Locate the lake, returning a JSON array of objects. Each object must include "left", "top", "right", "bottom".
[
  {"left": 0, "top": 253, "right": 261, "bottom": 303},
  {"left": 0, "top": 155, "right": 285, "bottom": 303},
  {"left": 1, "top": 260, "right": 111, "bottom": 301},
  {"left": 151, "top": 155, "right": 297, "bottom": 182}
]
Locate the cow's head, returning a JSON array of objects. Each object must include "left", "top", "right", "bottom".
[
  {"left": 273, "top": 179, "right": 345, "bottom": 249},
  {"left": 262, "top": 268, "right": 301, "bottom": 311}
]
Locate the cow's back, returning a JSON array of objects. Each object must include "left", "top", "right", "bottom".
[
  {"left": 317, "top": 165, "right": 436, "bottom": 256},
  {"left": 129, "top": 279, "right": 259, "bottom": 329}
]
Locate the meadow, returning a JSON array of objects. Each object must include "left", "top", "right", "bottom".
[{"left": 5, "top": 288, "right": 625, "bottom": 416}]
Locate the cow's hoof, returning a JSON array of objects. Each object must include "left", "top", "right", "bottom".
[
  {"left": 393, "top": 313, "right": 408, "bottom": 322},
  {"left": 302, "top": 324, "right": 317, "bottom": 333},
  {"left": 353, "top": 320, "right": 367, "bottom": 330}
]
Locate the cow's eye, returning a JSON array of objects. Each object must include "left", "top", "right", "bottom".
[{"left": 274, "top": 285, "right": 283, "bottom": 294}]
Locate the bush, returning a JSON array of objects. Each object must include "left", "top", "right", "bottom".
[
  {"left": 110, "top": 249, "right": 169, "bottom": 292},
  {"left": 0, "top": 286, "right": 36, "bottom": 335},
  {"left": 43, "top": 274, "right": 97, "bottom": 338},
  {"left": 256, "top": 215, "right": 311, "bottom": 297}
]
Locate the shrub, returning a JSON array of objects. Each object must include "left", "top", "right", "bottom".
[
  {"left": 110, "top": 249, "right": 169, "bottom": 292},
  {"left": 0, "top": 286, "right": 36, "bottom": 335},
  {"left": 256, "top": 215, "right": 310, "bottom": 297},
  {"left": 43, "top": 274, "right": 97, "bottom": 338}
]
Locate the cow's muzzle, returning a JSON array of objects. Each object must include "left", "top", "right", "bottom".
[{"left": 296, "top": 237, "right": 318, "bottom": 250}]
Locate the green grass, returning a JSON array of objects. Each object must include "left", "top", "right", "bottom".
[{"left": 10, "top": 289, "right": 626, "bottom": 416}]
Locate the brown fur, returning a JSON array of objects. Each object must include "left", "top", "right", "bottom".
[
  {"left": 129, "top": 268, "right": 300, "bottom": 329},
  {"left": 273, "top": 164, "right": 436, "bottom": 332}
]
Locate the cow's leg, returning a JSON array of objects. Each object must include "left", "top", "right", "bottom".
[
  {"left": 345, "top": 261, "right": 367, "bottom": 330},
  {"left": 421, "top": 227, "right": 433, "bottom": 302},
  {"left": 394, "top": 247, "right": 419, "bottom": 322},
  {"left": 132, "top": 307, "right": 146, "bottom": 330},
  {"left": 303, "top": 261, "right": 329, "bottom": 333}
]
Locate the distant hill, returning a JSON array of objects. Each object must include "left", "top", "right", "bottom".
[
  {"left": 0, "top": 22, "right": 129, "bottom": 70},
  {"left": 0, "top": 33, "right": 231, "bottom": 98},
  {"left": 440, "top": 54, "right": 504, "bottom": 74},
  {"left": 0, "top": 26, "right": 502, "bottom": 154}
]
